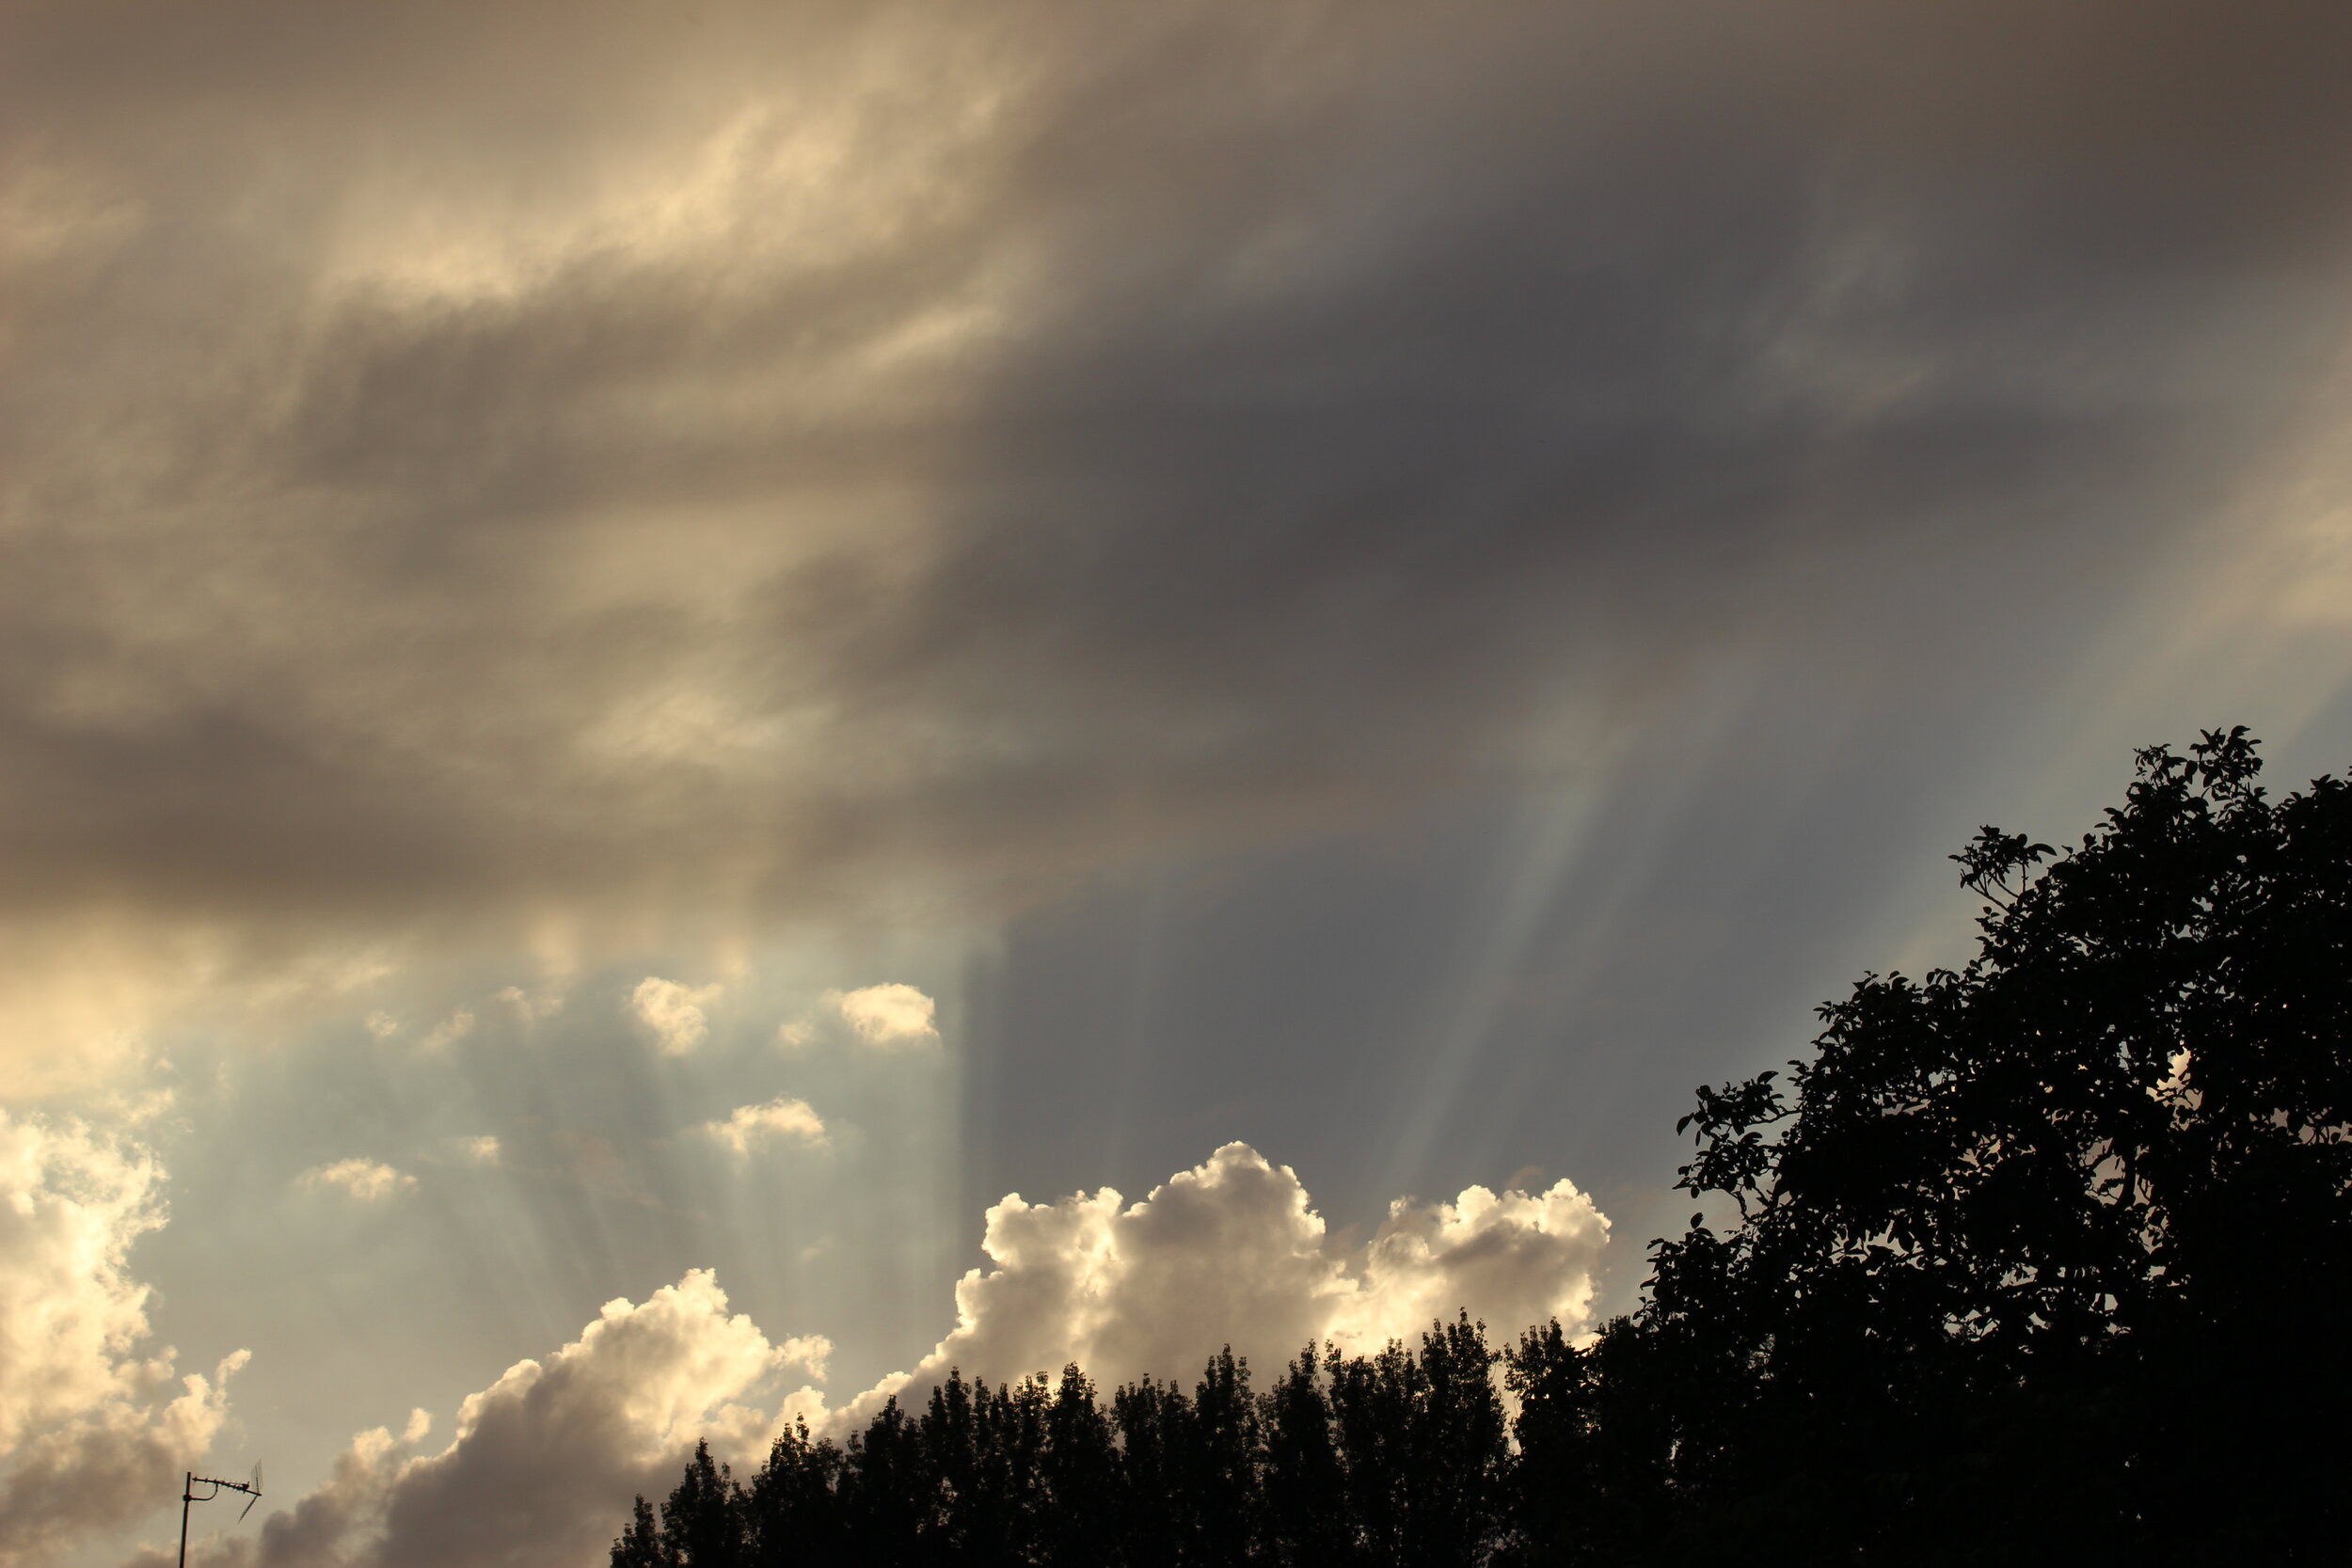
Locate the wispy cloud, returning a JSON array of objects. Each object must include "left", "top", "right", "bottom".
[
  {"left": 298, "top": 1157, "right": 418, "bottom": 1201},
  {"left": 418, "top": 1007, "right": 475, "bottom": 1053},
  {"left": 629, "top": 977, "right": 723, "bottom": 1057},
  {"left": 826, "top": 983, "right": 938, "bottom": 1050},
  {"left": 698, "top": 1097, "right": 830, "bottom": 1155}
]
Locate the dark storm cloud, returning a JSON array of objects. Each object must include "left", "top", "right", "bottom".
[{"left": 5, "top": 0, "right": 2350, "bottom": 943}]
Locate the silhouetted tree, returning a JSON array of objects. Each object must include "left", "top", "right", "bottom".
[
  {"left": 662, "top": 1441, "right": 744, "bottom": 1568},
  {"left": 842, "top": 1397, "right": 925, "bottom": 1563},
  {"left": 743, "top": 1418, "right": 850, "bottom": 1563},
  {"left": 1411, "top": 1315, "right": 1506, "bottom": 1567},
  {"left": 612, "top": 1496, "right": 664, "bottom": 1568},
  {"left": 1508, "top": 728, "right": 2352, "bottom": 1564},
  {"left": 1327, "top": 1319, "right": 1505, "bottom": 1568},
  {"left": 1260, "top": 1344, "right": 1353, "bottom": 1568},
  {"left": 1112, "top": 1373, "right": 1195, "bottom": 1568},
  {"left": 1326, "top": 1341, "right": 1411, "bottom": 1562},
  {"left": 917, "top": 1369, "right": 984, "bottom": 1560},
  {"left": 977, "top": 1373, "right": 1052, "bottom": 1561},
  {"left": 1039, "top": 1364, "right": 1118, "bottom": 1566},
  {"left": 1188, "top": 1348, "right": 1263, "bottom": 1567}
]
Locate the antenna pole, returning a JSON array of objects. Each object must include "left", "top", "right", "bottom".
[{"left": 176, "top": 1470, "right": 260, "bottom": 1562}]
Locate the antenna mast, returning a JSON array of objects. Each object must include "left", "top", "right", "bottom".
[{"left": 178, "top": 1467, "right": 263, "bottom": 1568}]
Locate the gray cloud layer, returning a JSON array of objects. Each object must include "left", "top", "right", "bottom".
[{"left": 8, "top": 0, "right": 2350, "bottom": 977}]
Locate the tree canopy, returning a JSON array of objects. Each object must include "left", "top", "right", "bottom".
[
  {"left": 613, "top": 1327, "right": 1510, "bottom": 1568},
  {"left": 617, "top": 730, "right": 2350, "bottom": 1565},
  {"left": 1513, "top": 726, "right": 2351, "bottom": 1563}
]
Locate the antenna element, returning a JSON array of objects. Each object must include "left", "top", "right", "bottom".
[{"left": 178, "top": 1467, "right": 265, "bottom": 1567}]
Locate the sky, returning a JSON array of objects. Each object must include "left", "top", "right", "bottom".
[{"left": 6, "top": 1, "right": 2352, "bottom": 1563}]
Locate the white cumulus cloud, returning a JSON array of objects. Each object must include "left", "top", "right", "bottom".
[
  {"left": 698, "top": 1098, "right": 829, "bottom": 1155},
  {"left": 167, "top": 1271, "right": 825, "bottom": 1568},
  {"left": 0, "top": 1109, "right": 246, "bottom": 1564},
  {"left": 629, "top": 977, "right": 723, "bottom": 1057},
  {"left": 298, "top": 1158, "right": 418, "bottom": 1202},
  {"left": 1331, "top": 1179, "right": 1613, "bottom": 1351},
  {"left": 825, "top": 983, "right": 937, "bottom": 1049},
  {"left": 823, "top": 1143, "right": 1611, "bottom": 1426}
]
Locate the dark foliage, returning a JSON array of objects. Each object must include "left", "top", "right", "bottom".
[
  {"left": 618, "top": 732, "right": 2350, "bottom": 1566},
  {"left": 614, "top": 1323, "right": 1506, "bottom": 1568},
  {"left": 1507, "top": 728, "right": 2352, "bottom": 1565}
]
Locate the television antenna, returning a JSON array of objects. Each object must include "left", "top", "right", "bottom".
[{"left": 177, "top": 1465, "right": 262, "bottom": 1568}]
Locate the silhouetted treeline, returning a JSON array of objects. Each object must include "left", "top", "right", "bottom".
[
  {"left": 614, "top": 1324, "right": 1510, "bottom": 1568},
  {"left": 619, "top": 732, "right": 2351, "bottom": 1565}
]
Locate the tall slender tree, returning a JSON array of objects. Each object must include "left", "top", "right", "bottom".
[
  {"left": 1261, "top": 1344, "right": 1353, "bottom": 1568},
  {"left": 1188, "top": 1349, "right": 1263, "bottom": 1568},
  {"left": 660, "top": 1441, "right": 743, "bottom": 1568},
  {"left": 1040, "top": 1364, "right": 1119, "bottom": 1566}
]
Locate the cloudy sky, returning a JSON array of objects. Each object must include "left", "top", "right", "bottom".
[{"left": 7, "top": 1, "right": 2352, "bottom": 1562}]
